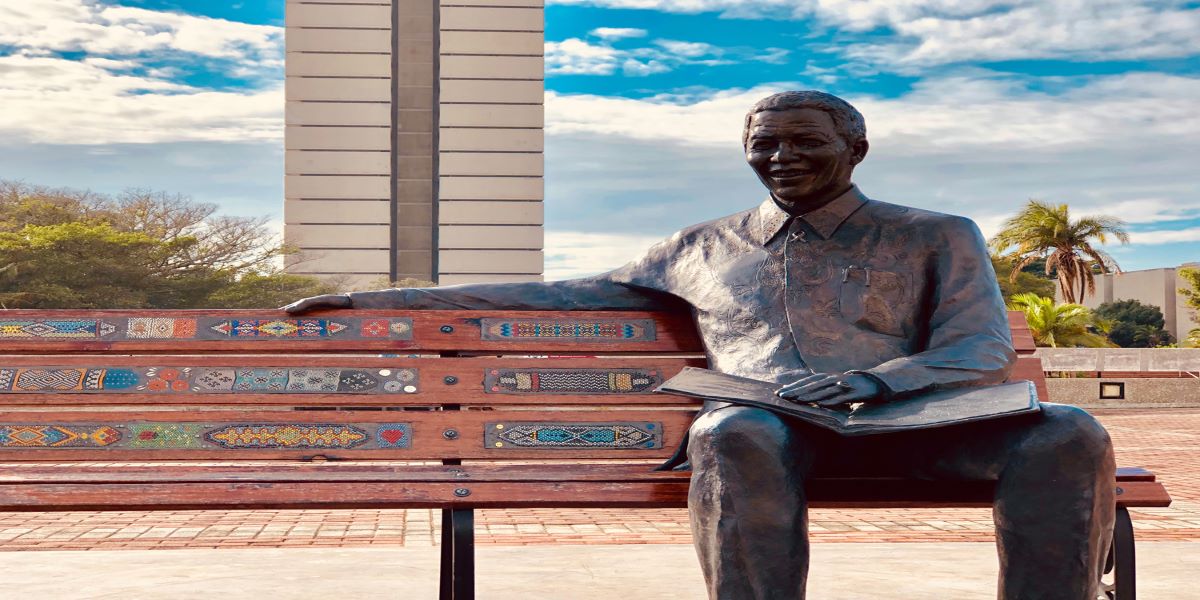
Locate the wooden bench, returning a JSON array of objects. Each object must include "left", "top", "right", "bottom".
[{"left": 0, "top": 308, "right": 1171, "bottom": 599}]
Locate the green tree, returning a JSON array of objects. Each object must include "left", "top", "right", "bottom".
[
  {"left": 989, "top": 200, "right": 1129, "bottom": 304},
  {"left": 0, "top": 222, "right": 167, "bottom": 308},
  {"left": 1094, "top": 299, "right": 1173, "bottom": 348},
  {"left": 1008, "top": 293, "right": 1114, "bottom": 348},
  {"left": 1179, "top": 267, "right": 1200, "bottom": 347},
  {"left": 0, "top": 180, "right": 335, "bottom": 308},
  {"left": 991, "top": 256, "right": 1055, "bottom": 301}
]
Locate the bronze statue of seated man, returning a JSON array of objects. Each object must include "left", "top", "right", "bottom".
[{"left": 285, "top": 91, "right": 1115, "bottom": 600}]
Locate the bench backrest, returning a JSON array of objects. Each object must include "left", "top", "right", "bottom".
[{"left": 0, "top": 309, "right": 1041, "bottom": 463}]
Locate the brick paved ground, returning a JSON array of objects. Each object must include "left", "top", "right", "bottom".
[{"left": 1, "top": 409, "right": 1197, "bottom": 551}]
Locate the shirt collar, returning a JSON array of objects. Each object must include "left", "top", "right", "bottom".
[{"left": 756, "top": 185, "right": 869, "bottom": 245}]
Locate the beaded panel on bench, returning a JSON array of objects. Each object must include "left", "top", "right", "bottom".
[
  {"left": 484, "top": 422, "right": 662, "bottom": 449},
  {"left": 0, "top": 367, "right": 419, "bottom": 394},
  {"left": 479, "top": 318, "right": 656, "bottom": 342},
  {"left": 0, "top": 423, "right": 413, "bottom": 450},
  {"left": 0, "top": 317, "right": 413, "bottom": 341},
  {"left": 483, "top": 368, "right": 661, "bottom": 394}
]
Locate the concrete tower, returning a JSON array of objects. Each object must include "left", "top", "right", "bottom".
[{"left": 284, "top": 0, "right": 544, "bottom": 288}]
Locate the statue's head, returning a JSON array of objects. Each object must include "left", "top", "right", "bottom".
[{"left": 743, "top": 90, "right": 869, "bottom": 212}]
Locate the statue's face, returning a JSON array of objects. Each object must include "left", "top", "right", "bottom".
[{"left": 745, "top": 108, "right": 865, "bottom": 211}]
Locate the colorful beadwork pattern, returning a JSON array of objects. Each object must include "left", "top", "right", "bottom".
[
  {"left": 205, "top": 424, "right": 369, "bottom": 449},
  {"left": 479, "top": 318, "right": 656, "bottom": 342},
  {"left": 485, "top": 422, "right": 662, "bottom": 449},
  {"left": 375, "top": 424, "right": 412, "bottom": 449},
  {"left": 0, "top": 317, "right": 412, "bottom": 342},
  {"left": 0, "top": 367, "right": 419, "bottom": 395},
  {"left": 484, "top": 368, "right": 661, "bottom": 394},
  {"left": 0, "top": 425, "right": 122, "bottom": 448},
  {"left": 127, "top": 318, "right": 197, "bottom": 339},
  {"left": 0, "top": 422, "right": 414, "bottom": 451},
  {"left": 0, "top": 320, "right": 118, "bottom": 339}
]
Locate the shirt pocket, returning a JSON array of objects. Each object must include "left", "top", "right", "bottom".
[{"left": 838, "top": 266, "right": 914, "bottom": 337}]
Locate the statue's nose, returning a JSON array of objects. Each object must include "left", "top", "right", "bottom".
[{"left": 773, "top": 141, "right": 800, "bottom": 161}]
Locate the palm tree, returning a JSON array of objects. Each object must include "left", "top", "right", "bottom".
[
  {"left": 1009, "top": 293, "right": 1114, "bottom": 348},
  {"left": 989, "top": 200, "right": 1129, "bottom": 304},
  {"left": 1185, "top": 328, "right": 1200, "bottom": 348}
]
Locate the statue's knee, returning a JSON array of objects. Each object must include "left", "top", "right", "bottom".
[
  {"left": 1024, "top": 404, "right": 1113, "bottom": 466},
  {"left": 688, "top": 406, "right": 793, "bottom": 463}
]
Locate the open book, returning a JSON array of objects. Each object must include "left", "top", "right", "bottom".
[{"left": 655, "top": 367, "right": 1040, "bottom": 436}]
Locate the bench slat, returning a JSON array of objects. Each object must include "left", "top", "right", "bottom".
[
  {"left": 0, "top": 309, "right": 1033, "bottom": 355},
  {"left": 1011, "top": 357, "right": 1048, "bottom": 401},
  {"left": 0, "top": 357, "right": 705, "bottom": 407},
  {"left": 0, "top": 476, "right": 1168, "bottom": 511},
  {"left": 0, "top": 409, "right": 695, "bottom": 461},
  {"left": 0, "top": 310, "right": 704, "bottom": 354},
  {"left": 0, "top": 464, "right": 1158, "bottom": 484}
]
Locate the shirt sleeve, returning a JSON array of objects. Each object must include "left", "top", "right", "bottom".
[
  {"left": 862, "top": 216, "right": 1017, "bottom": 397},
  {"left": 346, "top": 234, "right": 686, "bottom": 311}
]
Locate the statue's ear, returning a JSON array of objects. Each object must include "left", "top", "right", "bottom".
[{"left": 850, "top": 139, "right": 869, "bottom": 166}]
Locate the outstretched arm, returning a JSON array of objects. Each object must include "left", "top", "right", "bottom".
[{"left": 282, "top": 235, "right": 686, "bottom": 313}]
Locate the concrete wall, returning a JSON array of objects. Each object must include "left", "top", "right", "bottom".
[
  {"left": 1035, "top": 348, "right": 1200, "bottom": 372},
  {"left": 1047, "top": 378, "right": 1200, "bottom": 408},
  {"left": 283, "top": 0, "right": 544, "bottom": 288},
  {"left": 1033, "top": 347, "right": 1200, "bottom": 407},
  {"left": 437, "top": 0, "right": 544, "bottom": 285}
]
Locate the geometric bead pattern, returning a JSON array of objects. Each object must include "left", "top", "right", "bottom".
[
  {"left": 0, "top": 316, "right": 413, "bottom": 342},
  {"left": 0, "top": 367, "right": 419, "bottom": 395},
  {"left": 375, "top": 424, "right": 411, "bottom": 449},
  {"left": 0, "top": 425, "right": 122, "bottom": 448},
  {"left": 0, "top": 320, "right": 118, "bottom": 339},
  {"left": 480, "top": 318, "right": 656, "bottom": 342},
  {"left": 485, "top": 422, "right": 662, "bottom": 449},
  {"left": 485, "top": 368, "right": 661, "bottom": 395},
  {"left": 0, "top": 422, "right": 415, "bottom": 451},
  {"left": 204, "top": 424, "right": 369, "bottom": 449}
]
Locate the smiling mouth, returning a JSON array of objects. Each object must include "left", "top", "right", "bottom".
[{"left": 770, "top": 169, "right": 810, "bottom": 179}]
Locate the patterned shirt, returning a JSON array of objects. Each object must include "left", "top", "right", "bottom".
[{"left": 348, "top": 186, "right": 1016, "bottom": 397}]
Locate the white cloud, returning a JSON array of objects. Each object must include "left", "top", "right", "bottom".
[
  {"left": 543, "top": 72, "right": 1200, "bottom": 270},
  {"left": 0, "top": 1, "right": 284, "bottom": 145},
  {"left": 546, "top": 37, "right": 789, "bottom": 77},
  {"left": 0, "top": 54, "right": 282, "bottom": 145},
  {"left": 590, "top": 27, "right": 648, "bottom": 40},
  {"left": 0, "top": 0, "right": 282, "bottom": 65},
  {"left": 546, "top": 73, "right": 1200, "bottom": 151},
  {"left": 834, "top": 0, "right": 1200, "bottom": 70},
  {"left": 545, "top": 231, "right": 667, "bottom": 279},
  {"left": 1129, "top": 228, "right": 1200, "bottom": 245},
  {"left": 656, "top": 40, "right": 719, "bottom": 58},
  {"left": 1086, "top": 199, "right": 1200, "bottom": 226},
  {"left": 546, "top": 0, "right": 1200, "bottom": 70},
  {"left": 545, "top": 38, "right": 623, "bottom": 75}
]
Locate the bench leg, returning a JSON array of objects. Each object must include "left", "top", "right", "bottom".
[
  {"left": 439, "top": 509, "right": 475, "bottom": 600},
  {"left": 1112, "top": 506, "right": 1136, "bottom": 600}
]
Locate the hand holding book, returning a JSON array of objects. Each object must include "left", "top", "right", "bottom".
[
  {"left": 655, "top": 367, "right": 1040, "bottom": 436},
  {"left": 775, "top": 372, "right": 884, "bottom": 407}
]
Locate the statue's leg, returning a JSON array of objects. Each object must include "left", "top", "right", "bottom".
[
  {"left": 687, "top": 406, "right": 818, "bottom": 600},
  {"left": 898, "top": 404, "right": 1114, "bottom": 600},
  {"left": 991, "top": 404, "right": 1115, "bottom": 600}
]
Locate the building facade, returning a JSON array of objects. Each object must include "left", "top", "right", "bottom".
[
  {"left": 284, "top": 0, "right": 544, "bottom": 288},
  {"left": 1062, "top": 262, "right": 1200, "bottom": 343}
]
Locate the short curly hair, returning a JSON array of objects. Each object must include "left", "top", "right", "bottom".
[{"left": 742, "top": 91, "right": 866, "bottom": 149}]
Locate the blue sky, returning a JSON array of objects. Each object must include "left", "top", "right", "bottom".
[{"left": 1, "top": 0, "right": 1198, "bottom": 282}]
